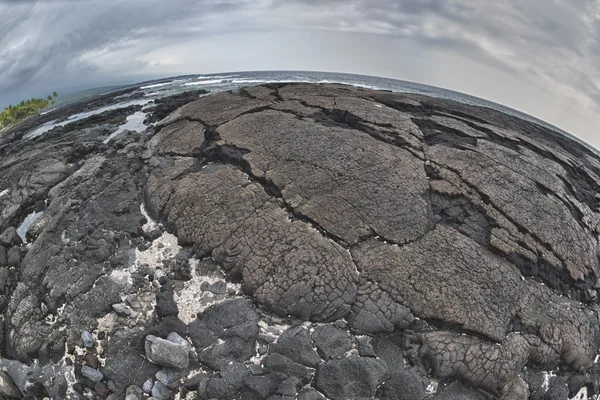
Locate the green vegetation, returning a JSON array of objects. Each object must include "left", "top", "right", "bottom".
[{"left": 0, "top": 92, "right": 58, "bottom": 129}]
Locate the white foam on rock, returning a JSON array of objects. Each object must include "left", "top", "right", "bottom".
[
  {"left": 250, "top": 342, "right": 263, "bottom": 365},
  {"left": 250, "top": 318, "right": 293, "bottom": 364},
  {"left": 571, "top": 387, "right": 588, "bottom": 400},
  {"left": 109, "top": 205, "right": 170, "bottom": 282},
  {"left": 175, "top": 259, "right": 243, "bottom": 324},
  {"left": 62, "top": 341, "right": 90, "bottom": 398},
  {"left": 106, "top": 228, "right": 179, "bottom": 321},
  {"left": 260, "top": 321, "right": 290, "bottom": 338},
  {"left": 109, "top": 268, "right": 134, "bottom": 287},
  {"left": 44, "top": 302, "right": 62, "bottom": 326},
  {"left": 425, "top": 379, "right": 439, "bottom": 394},
  {"left": 175, "top": 391, "right": 199, "bottom": 400},
  {"left": 62, "top": 355, "right": 77, "bottom": 398},
  {"left": 542, "top": 370, "right": 557, "bottom": 392},
  {"left": 16, "top": 210, "right": 42, "bottom": 243},
  {"left": 135, "top": 231, "right": 181, "bottom": 273},
  {"left": 97, "top": 312, "right": 119, "bottom": 335},
  {"left": 569, "top": 386, "right": 600, "bottom": 400},
  {"left": 140, "top": 203, "right": 159, "bottom": 233},
  {"left": 103, "top": 204, "right": 179, "bottom": 331}
]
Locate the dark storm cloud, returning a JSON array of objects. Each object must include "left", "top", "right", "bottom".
[
  {"left": 281, "top": 0, "right": 600, "bottom": 107},
  {"left": 1, "top": 0, "right": 597, "bottom": 97},
  {"left": 0, "top": 0, "right": 255, "bottom": 92}
]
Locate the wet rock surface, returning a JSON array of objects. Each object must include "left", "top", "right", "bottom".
[{"left": 0, "top": 82, "right": 599, "bottom": 399}]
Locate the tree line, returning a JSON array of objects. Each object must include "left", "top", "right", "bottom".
[{"left": 0, "top": 92, "right": 58, "bottom": 130}]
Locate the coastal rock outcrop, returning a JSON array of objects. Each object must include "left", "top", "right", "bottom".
[{"left": 0, "top": 82, "right": 599, "bottom": 399}]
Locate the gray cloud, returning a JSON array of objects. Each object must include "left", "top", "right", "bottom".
[
  {"left": 280, "top": 0, "right": 600, "bottom": 107},
  {"left": 0, "top": 0, "right": 258, "bottom": 91},
  {"left": 0, "top": 0, "right": 598, "bottom": 144}
]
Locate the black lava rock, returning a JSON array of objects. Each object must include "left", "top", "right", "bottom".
[
  {"left": 0, "top": 267, "right": 9, "bottom": 294},
  {"left": 314, "top": 356, "right": 388, "bottom": 399},
  {"left": 0, "top": 247, "right": 7, "bottom": 267},
  {"left": 270, "top": 326, "right": 321, "bottom": 368},
  {"left": 357, "top": 336, "right": 376, "bottom": 358},
  {"left": 377, "top": 369, "right": 424, "bottom": 400},
  {"left": 7, "top": 246, "right": 20, "bottom": 267},
  {"left": 276, "top": 376, "right": 302, "bottom": 396},
  {"left": 189, "top": 299, "right": 259, "bottom": 371},
  {"left": 262, "top": 353, "right": 314, "bottom": 382},
  {"left": 544, "top": 377, "right": 569, "bottom": 400},
  {"left": 311, "top": 325, "right": 352, "bottom": 360},
  {"left": 0, "top": 228, "right": 21, "bottom": 248},
  {"left": 241, "top": 372, "right": 288, "bottom": 400},
  {"left": 432, "top": 381, "right": 488, "bottom": 399},
  {"left": 298, "top": 388, "right": 326, "bottom": 400},
  {"left": 156, "top": 291, "right": 179, "bottom": 319}
]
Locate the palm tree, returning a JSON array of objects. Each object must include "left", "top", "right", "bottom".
[{"left": 0, "top": 92, "right": 61, "bottom": 133}]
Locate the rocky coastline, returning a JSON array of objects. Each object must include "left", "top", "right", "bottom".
[{"left": 0, "top": 82, "right": 599, "bottom": 399}]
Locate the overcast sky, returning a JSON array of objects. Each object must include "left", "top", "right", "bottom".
[{"left": 1, "top": 0, "right": 599, "bottom": 147}]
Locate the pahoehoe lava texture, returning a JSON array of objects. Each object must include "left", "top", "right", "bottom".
[{"left": 1, "top": 83, "right": 600, "bottom": 399}]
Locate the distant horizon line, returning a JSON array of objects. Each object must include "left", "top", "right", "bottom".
[
  {"left": 9, "top": 69, "right": 596, "bottom": 153},
  {"left": 1, "top": 69, "right": 568, "bottom": 133},
  {"left": 85, "top": 69, "right": 576, "bottom": 132}
]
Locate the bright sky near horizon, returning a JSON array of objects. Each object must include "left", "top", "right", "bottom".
[{"left": 0, "top": 0, "right": 599, "bottom": 147}]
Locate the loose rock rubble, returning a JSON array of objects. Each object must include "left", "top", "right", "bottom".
[{"left": 0, "top": 82, "right": 599, "bottom": 399}]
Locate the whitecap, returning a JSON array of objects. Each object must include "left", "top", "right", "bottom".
[
  {"left": 182, "top": 79, "right": 229, "bottom": 86},
  {"left": 196, "top": 75, "right": 238, "bottom": 80},
  {"left": 231, "top": 79, "right": 311, "bottom": 85},
  {"left": 140, "top": 81, "right": 179, "bottom": 90}
]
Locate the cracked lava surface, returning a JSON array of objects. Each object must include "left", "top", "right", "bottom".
[{"left": 0, "top": 83, "right": 599, "bottom": 399}]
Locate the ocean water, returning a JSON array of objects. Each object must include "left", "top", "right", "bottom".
[
  {"left": 24, "top": 98, "right": 151, "bottom": 140},
  {"left": 102, "top": 110, "right": 150, "bottom": 144},
  {"left": 130, "top": 70, "right": 580, "bottom": 141},
  {"left": 30, "top": 71, "right": 594, "bottom": 153}
]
